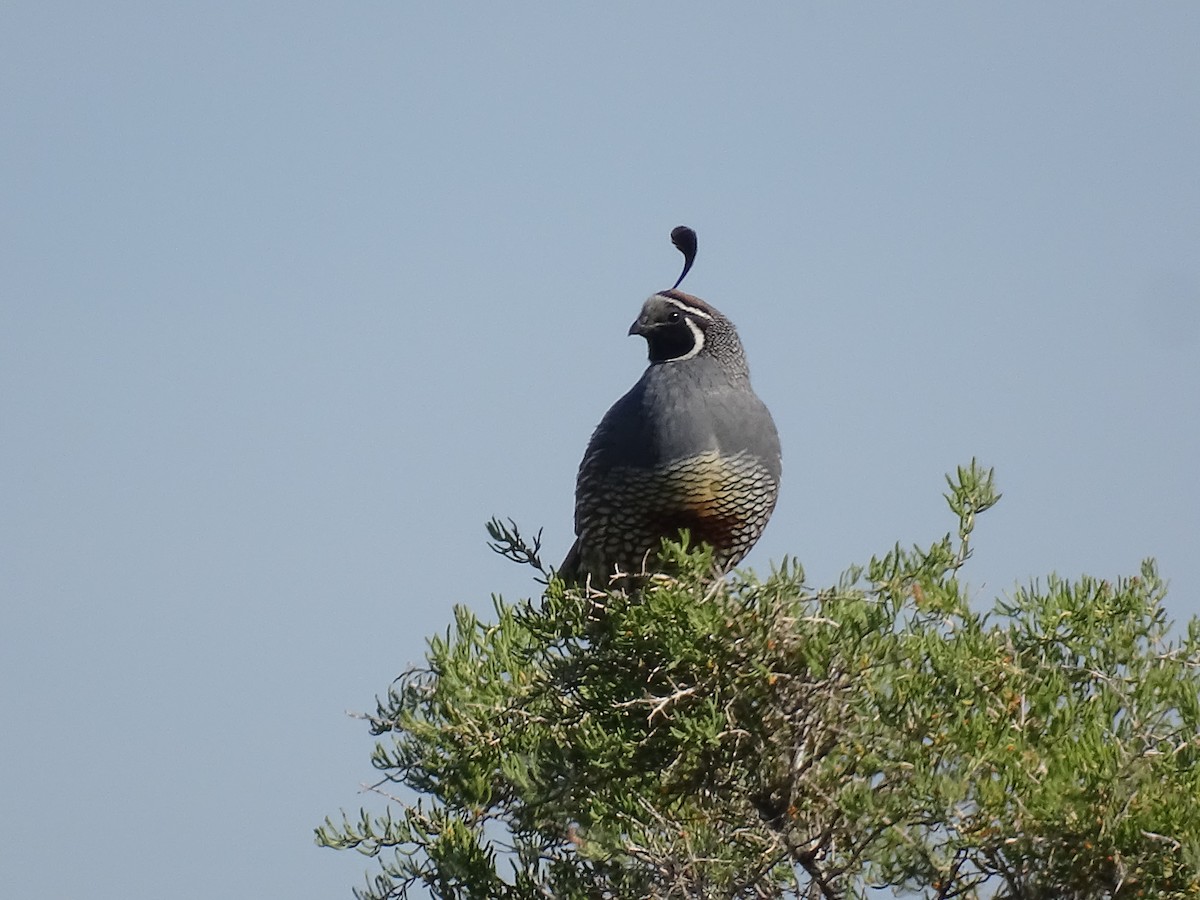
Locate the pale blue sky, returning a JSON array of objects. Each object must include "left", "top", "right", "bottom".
[{"left": 2, "top": 4, "right": 1198, "bottom": 898}]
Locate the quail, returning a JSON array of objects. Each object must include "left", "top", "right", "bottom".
[{"left": 559, "top": 226, "right": 782, "bottom": 584}]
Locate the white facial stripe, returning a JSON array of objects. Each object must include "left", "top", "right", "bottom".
[
  {"left": 660, "top": 295, "right": 714, "bottom": 321},
  {"left": 674, "top": 318, "right": 706, "bottom": 360}
]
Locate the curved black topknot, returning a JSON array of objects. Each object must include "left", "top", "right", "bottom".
[{"left": 670, "top": 225, "right": 697, "bottom": 290}]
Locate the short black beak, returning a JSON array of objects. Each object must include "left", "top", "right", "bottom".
[{"left": 628, "top": 317, "right": 647, "bottom": 337}]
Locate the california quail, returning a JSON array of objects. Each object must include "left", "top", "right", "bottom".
[{"left": 559, "top": 227, "right": 782, "bottom": 584}]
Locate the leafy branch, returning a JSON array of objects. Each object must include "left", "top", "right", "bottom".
[{"left": 320, "top": 465, "right": 1200, "bottom": 899}]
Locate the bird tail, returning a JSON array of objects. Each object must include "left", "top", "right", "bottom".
[{"left": 557, "top": 538, "right": 583, "bottom": 583}]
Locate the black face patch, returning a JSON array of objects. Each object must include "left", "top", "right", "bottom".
[{"left": 647, "top": 317, "right": 701, "bottom": 361}]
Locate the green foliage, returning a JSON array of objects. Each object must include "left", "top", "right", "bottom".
[{"left": 317, "top": 462, "right": 1200, "bottom": 899}]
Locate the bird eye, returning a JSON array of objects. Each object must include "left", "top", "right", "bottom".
[{"left": 668, "top": 311, "right": 681, "bottom": 322}]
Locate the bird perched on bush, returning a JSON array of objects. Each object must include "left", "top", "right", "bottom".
[{"left": 560, "top": 227, "right": 781, "bottom": 585}]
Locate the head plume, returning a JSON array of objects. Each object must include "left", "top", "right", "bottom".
[{"left": 670, "top": 225, "right": 697, "bottom": 290}]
